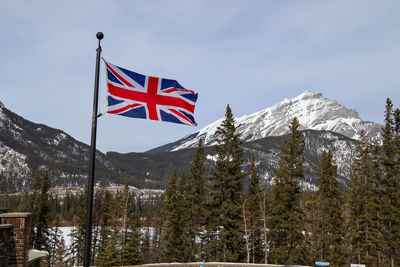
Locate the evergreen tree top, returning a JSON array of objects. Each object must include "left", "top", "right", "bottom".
[
  {"left": 275, "top": 117, "right": 305, "bottom": 180},
  {"left": 215, "top": 105, "right": 243, "bottom": 148}
]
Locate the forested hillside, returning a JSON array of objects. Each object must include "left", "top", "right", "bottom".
[{"left": 2, "top": 99, "right": 400, "bottom": 266}]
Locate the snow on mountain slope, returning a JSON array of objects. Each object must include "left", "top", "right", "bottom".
[
  {"left": 0, "top": 100, "right": 114, "bottom": 192},
  {"left": 165, "top": 91, "right": 382, "bottom": 152}
]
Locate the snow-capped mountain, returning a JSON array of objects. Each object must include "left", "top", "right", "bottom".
[
  {"left": 151, "top": 91, "right": 382, "bottom": 152},
  {"left": 0, "top": 101, "right": 114, "bottom": 192}
]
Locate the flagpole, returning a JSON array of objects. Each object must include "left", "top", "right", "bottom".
[{"left": 83, "top": 31, "right": 103, "bottom": 267}]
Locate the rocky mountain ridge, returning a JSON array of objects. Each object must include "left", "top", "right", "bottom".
[
  {"left": 0, "top": 101, "right": 114, "bottom": 192},
  {"left": 150, "top": 91, "right": 382, "bottom": 152}
]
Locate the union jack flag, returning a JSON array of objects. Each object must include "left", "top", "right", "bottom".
[{"left": 104, "top": 59, "right": 198, "bottom": 126}]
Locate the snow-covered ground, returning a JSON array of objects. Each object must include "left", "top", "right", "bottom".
[
  {"left": 58, "top": 226, "right": 155, "bottom": 250},
  {"left": 59, "top": 227, "right": 73, "bottom": 248}
]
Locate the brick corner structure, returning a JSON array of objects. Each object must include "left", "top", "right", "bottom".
[{"left": 0, "top": 212, "right": 32, "bottom": 267}]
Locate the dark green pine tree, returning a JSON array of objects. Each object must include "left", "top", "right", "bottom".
[
  {"left": 97, "top": 189, "right": 126, "bottom": 266},
  {"left": 150, "top": 195, "right": 164, "bottom": 263},
  {"left": 69, "top": 186, "right": 88, "bottom": 266},
  {"left": 208, "top": 104, "right": 246, "bottom": 262},
  {"left": 30, "top": 170, "right": 51, "bottom": 253},
  {"left": 95, "top": 191, "right": 113, "bottom": 264},
  {"left": 380, "top": 98, "right": 400, "bottom": 267},
  {"left": 161, "top": 170, "right": 183, "bottom": 262},
  {"left": 348, "top": 131, "right": 383, "bottom": 266},
  {"left": 314, "top": 150, "right": 345, "bottom": 266},
  {"left": 267, "top": 117, "right": 310, "bottom": 265},
  {"left": 92, "top": 176, "right": 108, "bottom": 262},
  {"left": 258, "top": 179, "right": 270, "bottom": 264},
  {"left": 178, "top": 172, "right": 192, "bottom": 262},
  {"left": 181, "top": 138, "right": 207, "bottom": 261},
  {"left": 97, "top": 230, "right": 120, "bottom": 266},
  {"left": 140, "top": 193, "right": 163, "bottom": 263},
  {"left": 120, "top": 184, "right": 142, "bottom": 265},
  {"left": 394, "top": 108, "right": 400, "bottom": 145},
  {"left": 30, "top": 170, "right": 41, "bottom": 246},
  {"left": 245, "top": 154, "right": 264, "bottom": 263},
  {"left": 141, "top": 222, "right": 152, "bottom": 263},
  {"left": 395, "top": 107, "right": 400, "bottom": 167},
  {"left": 52, "top": 232, "right": 68, "bottom": 267}
]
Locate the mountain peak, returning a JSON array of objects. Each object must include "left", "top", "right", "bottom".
[
  {"left": 279, "top": 90, "right": 322, "bottom": 103},
  {"left": 273, "top": 90, "right": 361, "bottom": 124},
  {"left": 295, "top": 90, "right": 323, "bottom": 99},
  {"left": 154, "top": 90, "right": 382, "bottom": 152}
]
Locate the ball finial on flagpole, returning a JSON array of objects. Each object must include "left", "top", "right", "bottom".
[{"left": 96, "top": 32, "right": 104, "bottom": 40}]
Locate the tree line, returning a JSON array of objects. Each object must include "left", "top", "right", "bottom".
[
  {"left": 1, "top": 99, "right": 400, "bottom": 266},
  {"left": 160, "top": 100, "right": 400, "bottom": 267}
]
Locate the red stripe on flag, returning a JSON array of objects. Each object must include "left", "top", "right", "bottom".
[
  {"left": 147, "top": 77, "right": 159, "bottom": 120},
  {"left": 105, "top": 62, "right": 135, "bottom": 88},
  {"left": 107, "top": 83, "right": 196, "bottom": 113}
]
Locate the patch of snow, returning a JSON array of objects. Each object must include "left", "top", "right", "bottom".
[
  {"left": 59, "top": 227, "right": 74, "bottom": 248},
  {"left": 0, "top": 142, "right": 31, "bottom": 192},
  {"left": 206, "top": 154, "right": 217, "bottom": 162},
  {"left": 51, "top": 133, "right": 68, "bottom": 146}
]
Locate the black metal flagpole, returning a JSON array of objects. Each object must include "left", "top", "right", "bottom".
[{"left": 83, "top": 31, "right": 103, "bottom": 267}]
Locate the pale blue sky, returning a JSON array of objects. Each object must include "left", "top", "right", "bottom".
[{"left": 1, "top": 0, "right": 399, "bottom": 153}]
